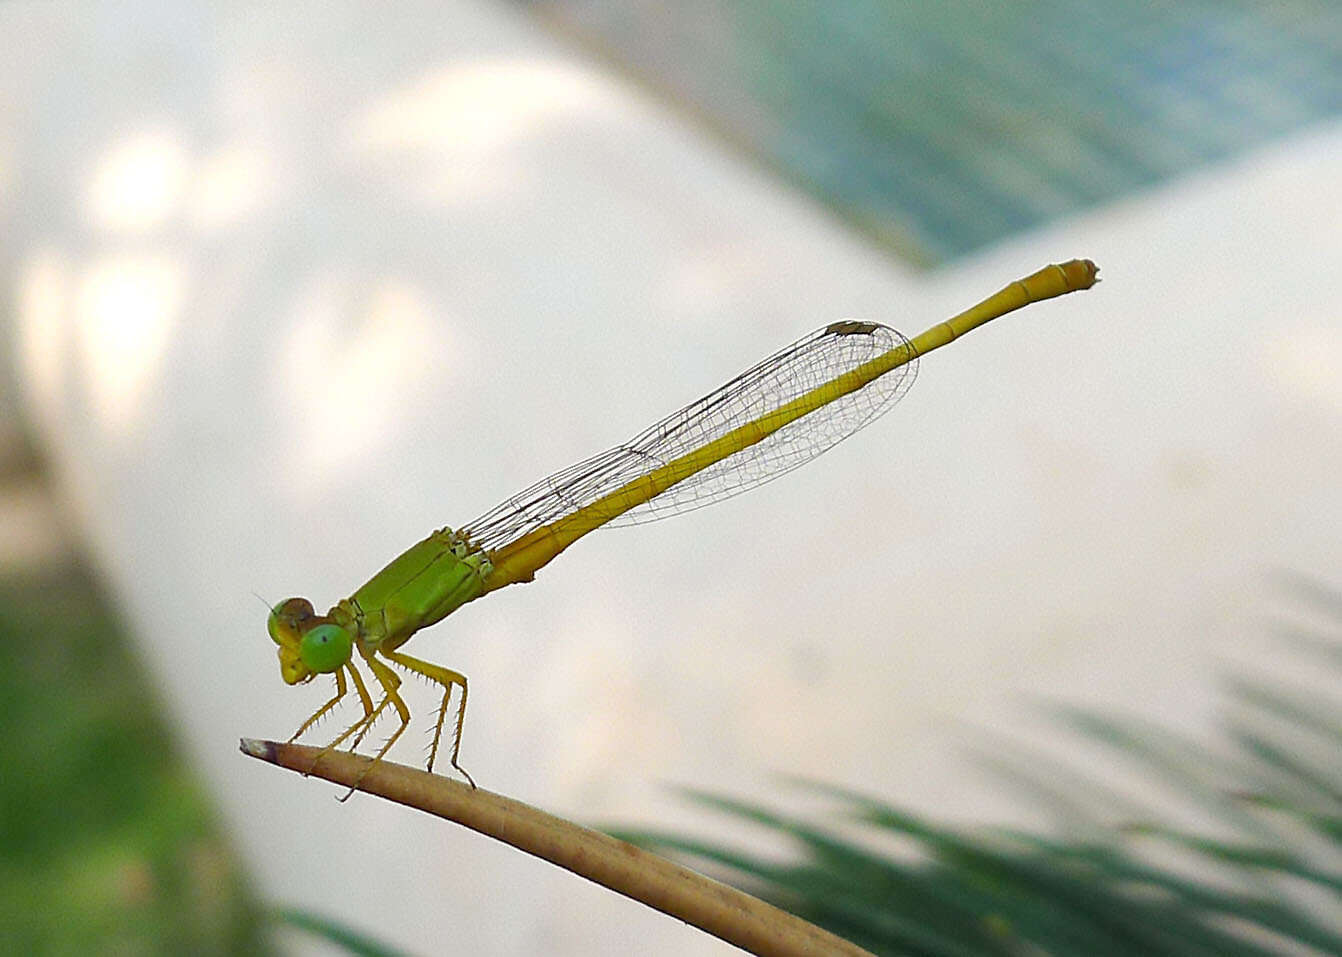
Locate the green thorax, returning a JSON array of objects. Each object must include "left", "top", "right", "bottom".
[{"left": 332, "top": 528, "right": 491, "bottom": 650}]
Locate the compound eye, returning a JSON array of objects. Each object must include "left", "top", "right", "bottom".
[
  {"left": 298, "top": 623, "right": 353, "bottom": 674},
  {"left": 268, "top": 598, "right": 315, "bottom": 645}
]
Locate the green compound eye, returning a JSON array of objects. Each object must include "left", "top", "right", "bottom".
[{"left": 299, "top": 623, "right": 353, "bottom": 674}]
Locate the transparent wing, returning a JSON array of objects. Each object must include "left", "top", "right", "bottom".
[{"left": 459, "top": 321, "right": 918, "bottom": 553}]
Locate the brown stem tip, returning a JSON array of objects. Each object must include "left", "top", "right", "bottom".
[{"left": 240, "top": 738, "right": 872, "bottom": 957}]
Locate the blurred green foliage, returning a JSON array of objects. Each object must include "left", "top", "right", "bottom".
[
  {"left": 615, "top": 583, "right": 1342, "bottom": 955},
  {"left": 0, "top": 565, "right": 271, "bottom": 954}
]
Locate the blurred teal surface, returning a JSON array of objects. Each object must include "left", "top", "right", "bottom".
[{"left": 526, "top": 0, "right": 1342, "bottom": 263}]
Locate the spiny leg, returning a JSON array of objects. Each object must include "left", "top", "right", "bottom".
[
  {"left": 382, "top": 648, "right": 475, "bottom": 788},
  {"left": 345, "top": 660, "right": 375, "bottom": 716},
  {"left": 324, "top": 649, "right": 403, "bottom": 757},
  {"left": 322, "top": 695, "right": 390, "bottom": 758},
  {"left": 336, "top": 645, "right": 416, "bottom": 798},
  {"left": 306, "top": 657, "right": 384, "bottom": 775},
  {"left": 348, "top": 658, "right": 397, "bottom": 752},
  {"left": 357, "top": 648, "right": 412, "bottom": 762},
  {"left": 342, "top": 659, "right": 380, "bottom": 751},
  {"left": 288, "top": 669, "right": 349, "bottom": 744}
]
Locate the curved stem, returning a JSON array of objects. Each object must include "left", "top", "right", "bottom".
[{"left": 240, "top": 738, "right": 871, "bottom": 957}]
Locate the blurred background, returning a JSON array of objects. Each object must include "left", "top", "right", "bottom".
[{"left": 1, "top": 1, "right": 1338, "bottom": 953}]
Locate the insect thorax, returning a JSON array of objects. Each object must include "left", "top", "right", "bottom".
[{"left": 333, "top": 528, "right": 493, "bottom": 648}]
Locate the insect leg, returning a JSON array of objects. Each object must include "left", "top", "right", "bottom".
[{"left": 382, "top": 648, "right": 475, "bottom": 788}]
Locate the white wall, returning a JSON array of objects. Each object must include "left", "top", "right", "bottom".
[{"left": 4, "top": 1, "right": 1340, "bottom": 953}]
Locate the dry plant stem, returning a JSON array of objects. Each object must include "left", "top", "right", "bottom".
[{"left": 241, "top": 738, "right": 872, "bottom": 957}]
